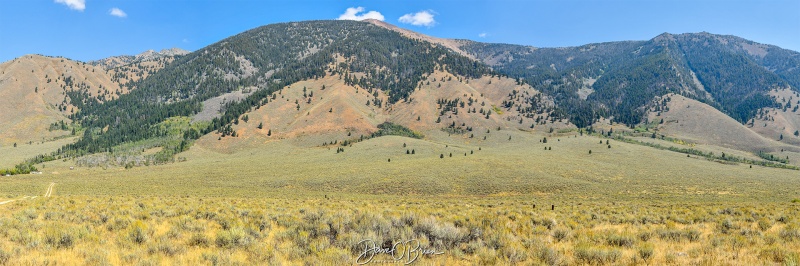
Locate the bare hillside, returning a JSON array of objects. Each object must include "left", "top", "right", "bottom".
[
  {"left": 197, "top": 70, "right": 573, "bottom": 152},
  {"left": 748, "top": 88, "right": 800, "bottom": 146},
  {"left": 647, "top": 94, "right": 784, "bottom": 152},
  {"left": 365, "top": 19, "right": 475, "bottom": 60},
  {"left": 0, "top": 55, "right": 119, "bottom": 145},
  {"left": 392, "top": 71, "right": 569, "bottom": 132},
  {"left": 91, "top": 48, "right": 188, "bottom": 69},
  {"left": 0, "top": 53, "right": 179, "bottom": 146}
]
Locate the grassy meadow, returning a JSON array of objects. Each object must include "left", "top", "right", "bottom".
[{"left": 1, "top": 129, "right": 800, "bottom": 265}]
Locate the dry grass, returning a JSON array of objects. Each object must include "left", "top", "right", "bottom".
[
  {"left": 2, "top": 111, "right": 800, "bottom": 264},
  {"left": 0, "top": 196, "right": 798, "bottom": 265},
  {"left": 646, "top": 94, "right": 792, "bottom": 153}
]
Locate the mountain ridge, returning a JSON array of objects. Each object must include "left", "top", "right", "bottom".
[
  {"left": 2, "top": 20, "right": 799, "bottom": 170},
  {"left": 89, "top": 48, "right": 189, "bottom": 70},
  {"left": 459, "top": 31, "right": 800, "bottom": 127}
]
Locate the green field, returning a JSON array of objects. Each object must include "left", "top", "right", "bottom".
[{"left": 1, "top": 130, "right": 799, "bottom": 264}]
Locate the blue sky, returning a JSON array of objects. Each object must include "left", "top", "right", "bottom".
[{"left": 1, "top": 0, "right": 798, "bottom": 62}]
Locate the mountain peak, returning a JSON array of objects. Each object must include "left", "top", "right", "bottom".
[
  {"left": 652, "top": 32, "right": 676, "bottom": 43},
  {"left": 363, "top": 19, "right": 475, "bottom": 60},
  {"left": 158, "top": 48, "right": 190, "bottom": 56},
  {"left": 90, "top": 48, "right": 189, "bottom": 69},
  {"left": 135, "top": 48, "right": 189, "bottom": 61}
]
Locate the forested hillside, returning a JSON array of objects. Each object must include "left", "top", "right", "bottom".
[
  {"left": 460, "top": 32, "right": 800, "bottom": 127},
  {"left": 8, "top": 20, "right": 800, "bottom": 169},
  {"left": 55, "top": 20, "right": 492, "bottom": 160}
]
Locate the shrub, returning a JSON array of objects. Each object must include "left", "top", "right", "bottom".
[
  {"left": 107, "top": 218, "right": 130, "bottom": 232},
  {"left": 541, "top": 218, "right": 557, "bottom": 230},
  {"left": 128, "top": 221, "right": 149, "bottom": 244},
  {"left": 606, "top": 234, "right": 635, "bottom": 248},
  {"left": 779, "top": 227, "right": 800, "bottom": 241},
  {"left": 187, "top": 233, "right": 210, "bottom": 247},
  {"left": 574, "top": 245, "right": 621, "bottom": 265},
  {"left": 657, "top": 229, "right": 700, "bottom": 242},
  {"left": 215, "top": 227, "right": 252, "bottom": 249},
  {"left": 502, "top": 244, "right": 528, "bottom": 264},
  {"left": 718, "top": 219, "right": 738, "bottom": 234},
  {"left": 83, "top": 250, "right": 111, "bottom": 266},
  {"left": 637, "top": 231, "right": 652, "bottom": 242},
  {"left": 148, "top": 241, "right": 186, "bottom": 256},
  {"left": 0, "top": 249, "right": 10, "bottom": 265},
  {"left": 537, "top": 246, "right": 563, "bottom": 266},
  {"left": 477, "top": 247, "right": 498, "bottom": 265},
  {"left": 44, "top": 227, "right": 75, "bottom": 249},
  {"left": 552, "top": 229, "right": 569, "bottom": 242},
  {"left": 413, "top": 217, "right": 466, "bottom": 248},
  {"left": 739, "top": 228, "right": 761, "bottom": 237},
  {"left": 758, "top": 218, "right": 772, "bottom": 231},
  {"left": 759, "top": 246, "right": 788, "bottom": 263},
  {"left": 638, "top": 243, "right": 654, "bottom": 261},
  {"left": 10, "top": 230, "right": 38, "bottom": 248}
]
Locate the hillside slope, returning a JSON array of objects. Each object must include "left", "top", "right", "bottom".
[
  {"left": 90, "top": 48, "right": 189, "bottom": 69},
  {"left": 646, "top": 94, "right": 780, "bottom": 152},
  {"left": 58, "top": 20, "right": 494, "bottom": 156},
  {"left": 0, "top": 51, "right": 182, "bottom": 146},
  {"left": 749, "top": 88, "right": 800, "bottom": 146},
  {"left": 0, "top": 55, "right": 115, "bottom": 145},
  {"left": 460, "top": 32, "right": 800, "bottom": 127},
  {"left": 4, "top": 20, "right": 799, "bottom": 168},
  {"left": 200, "top": 69, "right": 571, "bottom": 153}
]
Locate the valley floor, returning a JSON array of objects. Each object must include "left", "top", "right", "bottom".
[{"left": 1, "top": 130, "right": 799, "bottom": 265}]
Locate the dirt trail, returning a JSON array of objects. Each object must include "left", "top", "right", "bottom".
[
  {"left": 44, "top": 182, "right": 55, "bottom": 197},
  {"left": 0, "top": 183, "right": 55, "bottom": 205}
]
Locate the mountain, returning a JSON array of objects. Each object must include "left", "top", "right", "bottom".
[
  {"left": 0, "top": 55, "right": 118, "bottom": 145},
  {"left": 0, "top": 49, "right": 186, "bottom": 147},
  {"left": 90, "top": 48, "right": 189, "bottom": 69},
  {"left": 56, "top": 20, "right": 512, "bottom": 159},
  {"left": 2, "top": 20, "right": 799, "bottom": 169},
  {"left": 459, "top": 32, "right": 800, "bottom": 127}
]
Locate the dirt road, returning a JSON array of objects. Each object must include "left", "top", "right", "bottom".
[{"left": 0, "top": 182, "right": 55, "bottom": 205}]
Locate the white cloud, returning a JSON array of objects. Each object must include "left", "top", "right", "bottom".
[
  {"left": 337, "top": 7, "right": 384, "bottom": 21},
  {"left": 54, "top": 0, "right": 85, "bottom": 11},
  {"left": 478, "top": 33, "right": 488, "bottom": 38},
  {"left": 398, "top": 10, "right": 436, "bottom": 27},
  {"left": 109, "top": 8, "right": 127, "bottom": 18}
]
